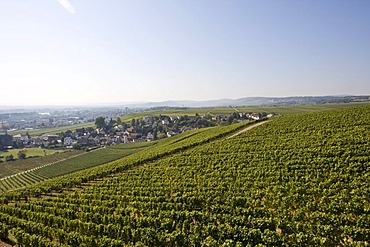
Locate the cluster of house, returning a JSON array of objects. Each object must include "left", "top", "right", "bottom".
[
  {"left": 63, "top": 126, "right": 163, "bottom": 148},
  {"left": 0, "top": 133, "right": 61, "bottom": 150},
  {"left": 0, "top": 132, "right": 156, "bottom": 151},
  {"left": 1, "top": 112, "right": 273, "bottom": 151},
  {"left": 0, "top": 123, "right": 185, "bottom": 151},
  {"left": 215, "top": 112, "right": 273, "bottom": 121}
]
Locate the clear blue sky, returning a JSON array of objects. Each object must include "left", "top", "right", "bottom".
[{"left": 1, "top": 0, "right": 370, "bottom": 105}]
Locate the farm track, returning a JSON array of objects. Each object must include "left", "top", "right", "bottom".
[{"left": 227, "top": 120, "right": 269, "bottom": 139}]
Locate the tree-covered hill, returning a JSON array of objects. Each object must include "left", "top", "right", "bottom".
[{"left": 0, "top": 106, "right": 369, "bottom": 246}]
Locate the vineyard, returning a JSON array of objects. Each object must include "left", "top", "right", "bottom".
[
  {"left": 0, "top": 151, "right": 83, "bottom": 179},
  {"left": 0, "top": 106, "right": 370, "bottom": 246},
  {"left": 0, "top": 142, "right": 155, "bottom": 193}
]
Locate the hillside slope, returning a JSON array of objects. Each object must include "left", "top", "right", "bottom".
[{"left": 0, "top": 106, "right": 369, "bottom": 246}]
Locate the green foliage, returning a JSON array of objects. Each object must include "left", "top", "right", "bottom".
[
  {"left": 0, "top": 148, "right": 60, "bottom": 161},
  {"left": 0, "top": 150, "right": 82, "bottom": 179},
  {"left": 0, "top": 106, "right": 369, "bottom": 245},
  {"left": 5, "top": 154, "right": 14, "bottom": 162},
  {"left": 0, "top": 142, "right": 155, "bottom": 192},
  {"left": 0, "top": 222, "right": 8, "bottom": 239},
  {"left": 34, "top": 145, "right": 149, "bottom": 179},
  {"left": 115, "top": 117, "right": 122, "bottom": 125},
  {"left": 72, "top": 143, "right": 81, "bottom": 150},
  {"left": 17, "top": 150, "right": 27, "bottom": 160}
]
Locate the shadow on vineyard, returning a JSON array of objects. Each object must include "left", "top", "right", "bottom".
[{"left": 0, "top": 107, "right": 370, "bottom": 246}]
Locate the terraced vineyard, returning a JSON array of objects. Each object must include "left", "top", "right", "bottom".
[
  {"left": 0, "top": 142, "right": 156, "bottom": 193},
  {"left": 0, "top": 151, "right": 83, "bottom": 179},
  {"left": 0, "top": 106, "right": 369, "bottom": 246}
]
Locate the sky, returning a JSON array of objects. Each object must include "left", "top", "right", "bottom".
[{"left": 1, "top": 0, "right": 370, "bottom": 106}]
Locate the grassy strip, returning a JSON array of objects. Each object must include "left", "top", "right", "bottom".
[
  {"left": 8, "top": 122, "right": 95, "bottom": 136},
  {"left": 0, "top": 148, "right": 61, "bottom": 160}
]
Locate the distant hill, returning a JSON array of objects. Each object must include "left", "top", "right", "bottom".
[
  {"left": 125, "top": 95, "right": 370, "bottom": 108},
  {"left": 1, "top": 96, "right": 369, "bottom": 111}
]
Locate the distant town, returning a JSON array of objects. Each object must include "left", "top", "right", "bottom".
[{"left": 0, "top": 107, "right": 133, "bottom": 132}]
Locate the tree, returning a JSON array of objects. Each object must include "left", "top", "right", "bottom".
[
  {"left": 228, "top": 115, "right": 234, "bottom": 124},
  {"left": 153, "top": 128, "right": 158, "bottom": 140},
  {"left": 121, "top": 122, "right": 127, "bottom": 129},
  {"left": 131, "top": 118, "right": 136, "bottom": 127},
  {"left": 5, "top": 154, "right": 14, "bottom": 162},
  {"left": 17, "top": 150, "right": 27, "bottom": 159},
  {"left": 12, "top": 140, "right": 22, "bottom": 149},
  {"left": 72, "top": 143, "right": 81, "bottom": 150},
  {"left": 95, "top": 117, "right": 106, "bottom": 129},
  {"left": 115, "top": 117, "right": 122, "bottom": 125},
  {"left": 107, "top": 118, "right": 115, "bottom": 130},
  {"left": 58, "top": 132, "right": 65, "bottom": 142}
]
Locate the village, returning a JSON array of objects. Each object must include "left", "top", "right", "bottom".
[{"left": 0, "top": 111, "right": 272, "bottom": 160}]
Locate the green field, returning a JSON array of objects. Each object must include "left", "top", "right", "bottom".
[
  {"left": 0, "top": 106, "right": 369, "bottom": 246},
  {"left": 121, "top": 102, "right": 370, "bottom": 121},
  {"left": 0, "top": 148, "right": 62, "bottom": 161},
  {"left": 8, "top": 122, "right": 94, "bottom": 136}
]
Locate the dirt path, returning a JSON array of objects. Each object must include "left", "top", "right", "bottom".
[{"left": 227, "top": 120, "right": 269, "bottom": 139}]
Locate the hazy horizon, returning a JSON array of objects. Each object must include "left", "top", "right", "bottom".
[
  {"left": 1, "top": 1, "right": 370, "bottom": 106},
  {"left": 0, "top": 94, "right": 368, "bottom": 109}
]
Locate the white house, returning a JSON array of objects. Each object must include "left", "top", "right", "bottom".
[
  {"left": 63, "top": 137, "right": 74, "bottom": 146},
  {"left": 13, "top": 134, "right": 29, "bottom": 143},
  {"left": 146, "top": 133, "right": 154, "bottom": 141},
  {"left": 167, "top": 130, "right": 179, "bottom": 137},
  {"left": 123, "top": 136, "right": 129, "bottom": 143}
]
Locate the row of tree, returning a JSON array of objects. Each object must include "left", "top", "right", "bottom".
[{"left": 0, "top": 150, "right": 27, "bottom": 162}]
